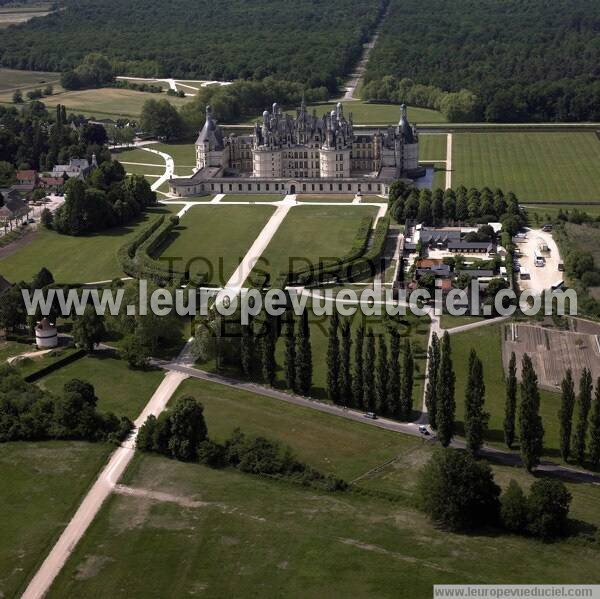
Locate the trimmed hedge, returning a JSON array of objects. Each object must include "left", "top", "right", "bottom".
[
  {"left": 117, "top": 215, "right": 208, "bottom": 286},
  {"left": 24, "top": 348, "right": 86, "bottom": 383}
]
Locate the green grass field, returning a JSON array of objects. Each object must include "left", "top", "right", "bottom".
[
  {"left": 112, "top": 148, "right": 165, "bottom": 166},
  {"left": 173, "top": 377, "right": 420, "bottom": 480},
  {"left": 0, "top": 441, "right": 111, "bottom": 598},
  {"left": 450, "top": 324, "right": 562, "bottom": 459},
  {"left": 0, "top": 67, "right": 59, "bottom": 91},
  {"left": 36, "top": 353, "right": 165, "bottom": 419},
  {"left": 48, "top": 449, "right": 600, "bottom": 597},
  {"left": 149, "top": 143, "right": 196, "bottom": 175},
  {"left": 525, "top": 203, "right": 600, "bottom": 224},
  {"left": 242, "top": 101, "right": 446, "bottom": 125},
  {"left": 452, "top": 132, "right": 600, "bottom": 202},
  {"left": 121, "top": 163, "right": 165, "bottom": 180},
  {"left": 0, "top": 205, "right": 176, "bottom": 284},
  {"left": 219, "top": 194, "right": 283, "bottom": 203},
  {"left": 250, "top": 204, "right": 379, "bottom": 283},
  {"left": 418, "top": 133, "right": 447, "bottom": 162},
  {"left": 158, "top": 204, "right": 275, "bottom": 286},
  {"left": 9, "top": 88, "right": 192, "bottom": 119}
]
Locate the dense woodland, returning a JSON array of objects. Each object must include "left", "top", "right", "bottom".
[
  {"left": 364, "top": 0, "right": 600, "bottom": 122},
  {"left": 0, "top": 0, "right": 385, "bottom": 93}
]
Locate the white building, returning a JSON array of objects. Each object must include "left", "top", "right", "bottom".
[
  {"left": 170, "top": 101, "right": 424, "bottom": 197},
  {"left": 35, "top": 318, "right": 58, "bottom": 349}
]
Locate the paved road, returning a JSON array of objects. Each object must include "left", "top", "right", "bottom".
[
  {"left": 157, "top": 361, "right": 600, "bottom": 486},
  {"left": 22, "top": 371, "right": 188, "bottom": 599}
]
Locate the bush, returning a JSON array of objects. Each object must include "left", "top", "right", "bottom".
[
  {"left": 527, "top": 479, "right": 572, "bottom": 540},
  {"left": 417, "top": 448, "right": 501, "bottom": 531},
  {"left": 500, "top": 480, "right": 528, "bottom": 533},
  {"left": 197, "top": 439, "right": 226, "bottom": 468}
]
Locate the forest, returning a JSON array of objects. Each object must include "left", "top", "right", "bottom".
[
  {"left": 363, "top": 0, "right": 600, "bottom": 122},
  {"left": 0, "top": 0, "right": 385, "bottom": 93}
]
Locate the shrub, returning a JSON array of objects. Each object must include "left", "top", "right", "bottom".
[
  {"left": 500, "top": 480, "right": 528, "bottom": 533},
  {"left": 417, "top": 448, "right": 501, "bottom": 531},
  {"left": 527, "top": 479, "right": 572, "bottom": 540}
]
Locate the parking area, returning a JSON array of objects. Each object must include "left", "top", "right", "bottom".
[{"left": 514, "top": 228, "right": 562, "bottom": 294}]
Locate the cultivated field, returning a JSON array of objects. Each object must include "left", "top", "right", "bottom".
[
  {"left": 0, "top": 205, "right": 177, "bottom": 284},
  {"left": 418, "top": 133, "right": 447, "bottom": 162},
  {"left": 502, "top": 323, "right": 600, "bottom": 392},
  {"left": 37, "top": 353, "right": 165, "bottom": 419},
  {"left": 452, "top": 132, "right": 600, "bottom": 202},
  {"left": 158, "top": 204, "right": 275, "bottom": 286},
  {"left": 248, "top": 204, "right": 380, "bottom": 283},
  {"left": 0, "top": 441, "right": 111, "bottom": 598}
]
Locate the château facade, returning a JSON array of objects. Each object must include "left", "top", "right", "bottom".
[{"left": 169, "top": 100, "right": 423, "bottom": 197}]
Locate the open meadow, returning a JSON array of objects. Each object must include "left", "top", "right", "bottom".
[
  {"left": 452, "top": 132, "right": 600, "bottom": 202},
  {"left": 0, "top": 441, "right": 111, "bottom": 598},
  {"left": 0, "top": 205, "right": 177, "bottom": 284}
]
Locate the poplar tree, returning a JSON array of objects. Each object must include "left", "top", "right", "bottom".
[
  {"left": 240, "top": 320, "right": 254, "bottom": 378},
  {"left": 261, "top": 318, "right": 276, "bottom": 386},
  {"left": 558, "top": 369, "right": 575, "bottom": 461},
  {"left": 363, "top": 328, "right": 376, "bottom": 412},
  {"left": 436, "top": 332, "right": 455, "bottom": 447},
  {"left": 573, "top": 368, "right": 593, "bottom": 465},
  {"left": 464, "top": 349, "right": 488, "bottom": 454},
  {"left": 284, "top": 315, "right": 296, "bottom": 391},
  {"left": 503, "top": 351, "right": 517, "bottom": 449},
  {"left": 588, "top": 379, "right": 600, "bottom": 470},
  {"left": 400, "top": 340, "right": 414, "bottom": 420},
  {"left": 326, "top": 311, "right": 340, "bottom": 403},
  {"left": 339, "top": 318, "right": 352, "bottom": 406},
  {"left": 295, "top": 311, "right": 312, "bottom": 396},
  {"left": 387, "top": 329, "right": 401, "bottom": 417},
  {"left": 519, "top": 354, "right": 544, "bottom": 472},
  {"left": 375, "top": 334, "right": 388, "bottom": 414},
  {"left": 352, "top": 324, "right": 365, "bottom": 409},
  {"left": 425, "top": 332, "right": 440, "bottom": 428}
]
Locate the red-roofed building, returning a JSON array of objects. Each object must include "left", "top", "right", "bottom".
[
  {"left": 15, "top": 170, "right": 38, "bottom": 192},
  {"left": 39, "top": 176, "right": 65, "bottom": 193}
]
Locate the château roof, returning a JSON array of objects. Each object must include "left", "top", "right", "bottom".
[{"left": 196, "top": 105, "right": 225, "bottom": 151}]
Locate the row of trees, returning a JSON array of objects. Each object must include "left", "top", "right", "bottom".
[
  {"left": 325, "top": 313, "right": 415, "bottom": 419},
  {"left": 558, "top": 368, "right": 600, "bottom": 468},
  {"left": 388, "top": 183, "right": 526, "bottom": 235},
  {"left": 0, "top": 367, "right": 131, "bottom": 444}
]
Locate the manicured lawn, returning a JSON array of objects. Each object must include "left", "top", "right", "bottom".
[
  {"left": 158, "top": 204, "right": 275, "bottom": 286},
  {"left": 173, "top": 377, "right": 420, "bottom": 480},
  {"left": 219, "top": 194, "right": 282, "bottom": 202},
  {"left": 452, "top": 132, "right": 600, "bottom": 202},
  {"left": 36, "top": 353, "right": 165, "bottom": 419},
  {"left": 242, "top": 101, "right": 446, "bottom": 125},
  {"left": 0, "top": 441, "right": 111, "bottom": 598},
  {"left": 439, "top": 313, "right": 484, "bottom": 330},
  {"left": 250, "top": 204, "right": 379, "bottom": 283},
  {"left": 450, "top": 323, "right": 562, "bottom": 459},
  {"left": 299, "top": 194, "right": 357, "bottom": 202},
  {"left": 39, "top": 88, "right": 191, "bottom": 119},
  {"left": 418, "top": 133, "right": 447, "bottom": 162},
  {"left": 149, "top": 143, "right": 196, "bottom": 174},
  {"left": 111, "top": 148, "right": 165, "bottom": 165},
  {"left": 49, "top": 451, "right": 600, "bottom": 597},
  {"left": 121, "top": 163, "right": 165, "bottom": 180},
  {"left": 0, "top": 206, "right": 176, "bottom": 284}
]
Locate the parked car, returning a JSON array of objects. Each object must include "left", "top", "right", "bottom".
[
  {"left": 364, "top": 412, "right": 377, "bottom": 420},
  {"left": 558, "top": 263, "right": 565, "bottom": 272},
  {"left": 419, "top": 425, "right": 430, "bottom": 436}
]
